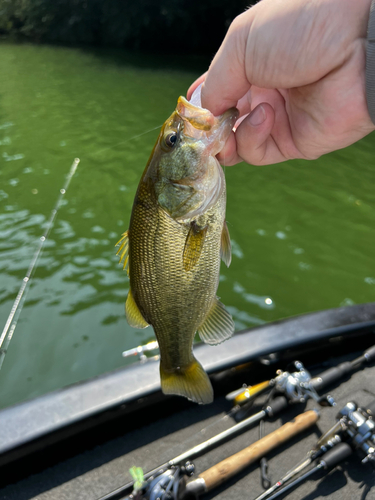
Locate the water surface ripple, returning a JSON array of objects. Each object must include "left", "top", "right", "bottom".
[{"left": 0, "top": 43, "right": 374, "bottom": 409}]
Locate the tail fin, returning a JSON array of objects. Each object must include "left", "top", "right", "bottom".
[{"left": 160, "top": 358, "right": 213, "bottom": 404}]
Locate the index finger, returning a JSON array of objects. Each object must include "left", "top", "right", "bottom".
[{"left": 201, "top": 13, "right": 252, "bottom": 116}]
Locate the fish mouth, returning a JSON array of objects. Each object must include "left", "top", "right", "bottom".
[
  {"left": 176, "top": 96, "right": 238, "bottom": 156},
  {"left": 176, "top": 97, "right": 215, "bottom": 131}
]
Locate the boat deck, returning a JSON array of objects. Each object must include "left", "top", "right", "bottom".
[{"left": 1, "top": 346, "right": 374, "bottom": 500}]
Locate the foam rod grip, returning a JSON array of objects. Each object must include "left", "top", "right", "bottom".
[{"left": 200, "top": 410, "right": 319, "bottom": 492}]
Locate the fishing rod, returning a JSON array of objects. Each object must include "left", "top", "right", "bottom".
[
  {"left": 122, "top": 340, "right": 159, "bottom": 363},
  {"left": 229, "top": 342, "right": 375, "bottom": 417},
  {"left": 254, "top": 419, "right": 346, "bottom": 500},
  {"left": 97, "top": 396, "right": 291, "bottom": 500},
  {"left": 1, "top": 124, "right": 160, "bottom": 370},
  {"left": 0, "top": 127, "right": 161, "bottom": 371},
  {"left": 126, "top": 410, "right": 320, "bottom": 500},
  {"left": 0, "top": 158, "right": 80, "bottom": 371},
  {"left": 253, "top": 399, "right": 375, "bottom": 500},
  {"left": 263, "top": 442, "right": 353, "bottom": 500}
]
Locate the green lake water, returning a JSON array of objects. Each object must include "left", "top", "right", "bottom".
[{"left": 0, "top": 42, "right": 374, "bottom": 410}]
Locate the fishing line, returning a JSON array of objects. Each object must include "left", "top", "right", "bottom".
[
  {"left": 90, "top": 124, "right": 162, "bottom": 158},
  {"left": 0, "top": 158, "right": 80, "bottom": 371}
]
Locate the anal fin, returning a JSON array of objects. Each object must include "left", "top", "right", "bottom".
[
  {"left": 125, "top": 288, "right": 149, "bottom": 329},
  {"left": 160, "top": 357, "right": 213, "bottom": 404},
  {"left": 197, "top": 297, "right": 234, "bottom": 345}
]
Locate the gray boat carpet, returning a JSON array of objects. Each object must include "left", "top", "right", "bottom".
[{"left": 0, "top": 359, "right": 374, "bottom": 500}]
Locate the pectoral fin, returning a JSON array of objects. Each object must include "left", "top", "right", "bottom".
[
  {"left": 116, "top": 231, "right": 129, "bottom": 275},
  {"left": 197, "top": 297, "right": 234, "bottom": 345},
  {"left": 125, "top": 288, "right": 149, "bottom": 329},
  {"left": 183, "top": 221, "right": 207, "bottom": 272},
  {"left": 220, "top": 220, "right": 231, "bottom": 267}
]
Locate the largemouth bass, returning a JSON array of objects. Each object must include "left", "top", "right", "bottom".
[{"left": 116, "top": 96, "right": 238, "bottom": 404}]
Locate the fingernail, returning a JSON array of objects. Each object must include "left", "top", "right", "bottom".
[{"left": 249, "top": 105, "right": 266, "bottom": 126}]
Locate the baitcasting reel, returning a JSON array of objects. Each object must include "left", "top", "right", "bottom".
[
  {"left": 338, "top": 401, "right": 375, "bottom": 465},
  {"left": 274, "top": 361, "right": 335, "bottom": 406},
  {"left": 128, "top": 463, "right": 195, "bottom": 500},
  {"left": 232, "top": 343, "right": 375, "bottom": 411}
]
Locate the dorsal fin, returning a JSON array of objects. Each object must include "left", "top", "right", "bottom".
[{"left": 197, "top": 297, "right": 234, "bottom": 345}]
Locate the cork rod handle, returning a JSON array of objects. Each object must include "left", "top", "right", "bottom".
[{"left": 200, "top": 410, "right": 319, "bottom": 491}]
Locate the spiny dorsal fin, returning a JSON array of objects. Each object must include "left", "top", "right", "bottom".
[
  {"left": 220, "top": 220, "right": 231, "bottom": 267},
  {"left": 197, "top": 297, "right": 234, "bottom": 345},
  {"left": 160, "top": 357, "right": 213, "bottom": 404},
  {"left": 116, "top": 230, "right": 129, "bottom": 275},
  {"left": 125, "top": 288, "right": 149, "bottom": 329},
  {"left": 183, "top": 221, "right": 207, "bottom": 272}
]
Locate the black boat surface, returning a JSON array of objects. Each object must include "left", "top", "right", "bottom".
[{"left": 0, "top": 303, "right": 375, "bottom": 500}]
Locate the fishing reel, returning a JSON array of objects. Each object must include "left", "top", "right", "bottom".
[
  {"left": 274, "top": 361, "right": 335, "bottom": 406},
  {"left": 128, "top": 463, "right": 195, "bottom": 500},
  {"left": 338, "top": 401, "right": 375, "bottom": 465},
  {"left": 229, "top": 361, "right": 335, "bottom": 414},
  {"left": 232, "top": 343, "right": 375, "bottom": 411}
]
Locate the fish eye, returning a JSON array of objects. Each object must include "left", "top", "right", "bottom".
[{"left": 164, "top": 132, "right": 178, "bottom": 149}]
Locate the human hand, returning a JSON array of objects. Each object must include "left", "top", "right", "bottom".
[{"left": 188, "top": 0, "right": 375, "bottom": 166}]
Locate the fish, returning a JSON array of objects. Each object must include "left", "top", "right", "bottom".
[{"left": 116, "top": 95, "right": 238, "bottom": 404}]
